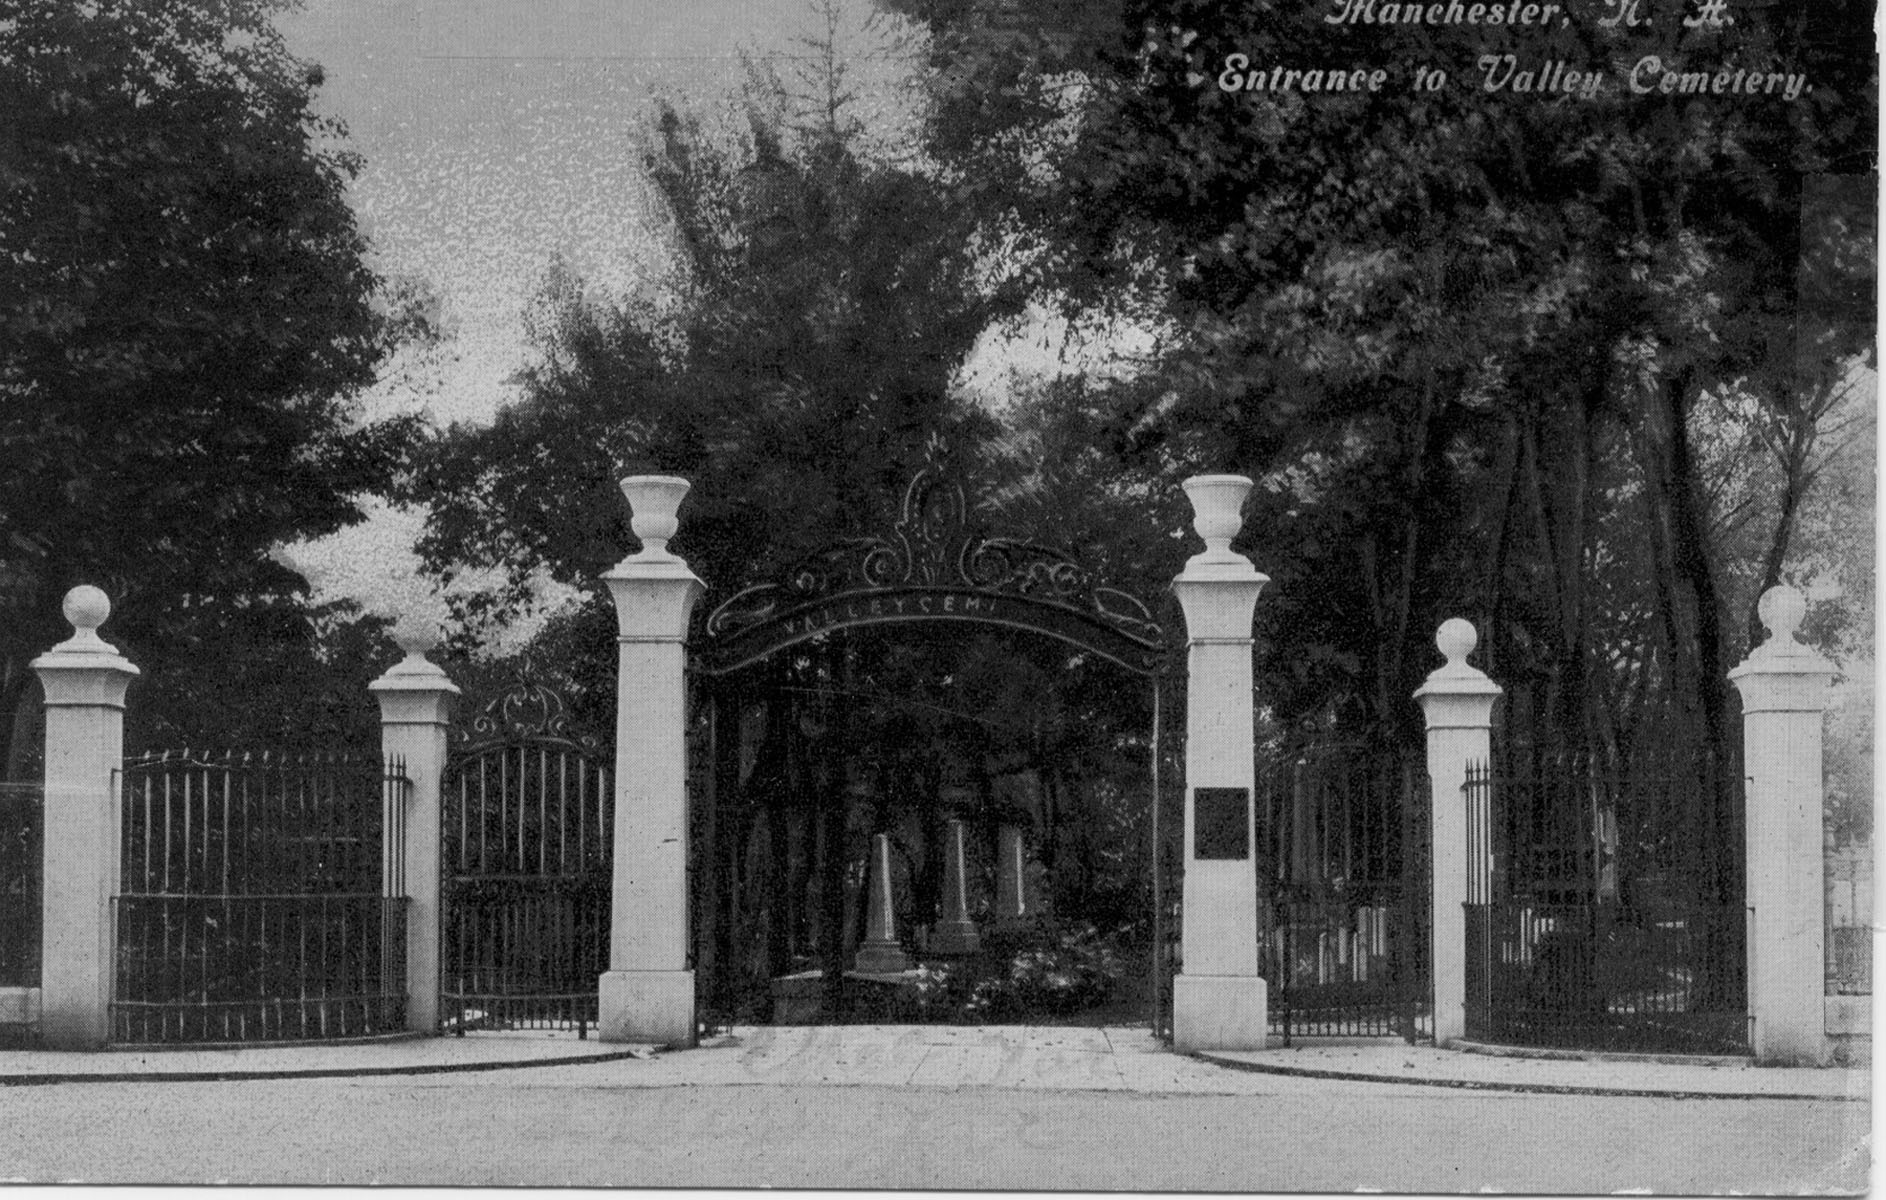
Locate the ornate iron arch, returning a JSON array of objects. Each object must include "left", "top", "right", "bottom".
[{"left": 693, "top": 462, "right": 1167, "bottom": 676}]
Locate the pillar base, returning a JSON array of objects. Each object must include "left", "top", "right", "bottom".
[
  {"left": 1753, "top": 1025, "right": 1831, "bottom": 1068},
  {"left": 1172, "top": 973, "right": 1268, "bottom": 1052},
  {"left": 929, "top": 919, "right": 981, "bottom": 956},
  {"left": 598, "top": 970, "right": 695, "bottom": 1047}
]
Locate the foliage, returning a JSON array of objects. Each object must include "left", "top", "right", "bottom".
[
  {"left": 873, "top": 0, "right": 1877, "bottom": 930},
  {"left": 902, "top": 922, "right": 1127, "bottom": 1022},
  {"left": 0, "top": 0, "right": 424, "bottom": 759}
]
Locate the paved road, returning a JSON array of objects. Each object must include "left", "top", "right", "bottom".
[{"left": 0, "top": 1064, "right": 1867, "bottom": 1190}]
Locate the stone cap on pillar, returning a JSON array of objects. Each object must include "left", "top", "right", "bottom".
[
  {"left": 370, "top": 622, "right": 459, "bottom": 723},
  {"left": 1413, "top": 619, "right": 1500, "bottom": 727},
  {"left": 604, "top": 474, "right": 705, "bottom": 637},
  {"left": 31, "top": 586, "right": 139, "bottom": 704},
  {"left": 1174, "top": 475, "right": 1268, "bottom": 638},
  {"left": 1729, "top": 586, "right": 1832, "bottom": 710}
]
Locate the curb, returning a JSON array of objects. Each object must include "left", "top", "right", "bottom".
[
  {"left": 0, "top": 1046, "right": 658, "bottom": 1088},
  {"left": 1189, "top": 1051, "right": 1865, "bottom": 1102},
  {"left": 1452, "top": 1038, "right": 1753, "bottom": 1068}
]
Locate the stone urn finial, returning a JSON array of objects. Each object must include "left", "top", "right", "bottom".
[
  {"left": 620, "top": 475, "right": 691, "bottom": 561},
  {"left": 1758, "top": 585, "right": 1807, "bottom": 645},
  {"left": 1182, "top": 475, "right": 1253, "bottom": 563}
]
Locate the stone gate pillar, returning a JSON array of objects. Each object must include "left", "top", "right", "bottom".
[
  {"left": 33, "top": 586, "right": 139, "bottom": 1049},
  {"left": 1414, "top": 618, "right": 1500, "bottom": 1048},
  {"left": 1171, "top": 475, "right": 1269, "bottom": 1051},
  {"left": 598, "top": 475, "right": 705, "bottom": 1046},
  {"left": 370, "top": 624, "right": 458, "bottom": 1034},
  {"left": 1729, "top": 586, "right": 1833, "bottom": 1066}
]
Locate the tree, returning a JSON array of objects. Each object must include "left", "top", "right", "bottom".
[
  {"left": 885, "top": 0, "right": 1875, "bottom": 757},
  {"left": 0, "top": 0, "right": 424, "bottom": 761}
]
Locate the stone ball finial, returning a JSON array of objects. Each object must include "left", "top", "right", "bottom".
[
  {"left": 47, "top": 583, "right": 120, "bottom": 655},
  {"left": 391, "top": 613, "right": 439, "bottom": 661},
  {"left": 1757, "top": 585, "right": 1807, "bottom": 646},
  {"left": 620, "top": 475, "right": 691, "bottom": 560},
  {"left": 64, "top": 584, "right": 111, "bottom": 634},
  {"left": 1437, "top": 617, "right": 1478, "bottom": 667}
]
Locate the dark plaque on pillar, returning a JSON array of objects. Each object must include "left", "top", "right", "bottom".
[{"left": 1193, "top": 787, "right": 1250, "bottom": 860}]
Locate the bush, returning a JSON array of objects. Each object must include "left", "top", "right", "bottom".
[{"left": 898, "top": 923, "right": 1127, "bottom": 1023}]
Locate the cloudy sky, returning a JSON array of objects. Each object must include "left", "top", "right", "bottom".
[
  {"left": 278, "top": 0, "right": 848, "bottom": 425},
  {"left": 273, "top": 1, "right": 924, "bottom": 631}
]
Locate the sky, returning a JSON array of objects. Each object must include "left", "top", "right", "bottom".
[
  {"left": 270, "top": 0, "right": 1153, "bottom": 639},
  {"left": 277, "top": 0, "right": 842, "bottom": 426},
  {"left": 271, "top": 1, "right": 907, "bottom": 635}
]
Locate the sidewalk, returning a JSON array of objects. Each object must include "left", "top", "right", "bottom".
[
  {"left": 0, "top": 1029, "right": 655, "bottom": 1084},
  {"left": 1197, "top": 1038, "right": 1868, "bottom": 1101},
  {"left": 0, "top": 1023, "right": 1868, "bottom": 1101}
]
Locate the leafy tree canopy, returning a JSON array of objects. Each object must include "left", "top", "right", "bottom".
[{"left": 0, "top": 0, "right": 424, "bottom": 758}]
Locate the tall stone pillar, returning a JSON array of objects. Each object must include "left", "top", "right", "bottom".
[
  {"left": 1413, "top": 618, "right": 1501, "bottom": 1048},
  {"left": 1171, "top": 475, "right": 1269, "bottom": 1051},
  {"left": 1729, "top": 586, "right": 1832, "bottom": 1066},
  {"left": 370, "top": 624, "right": 459, "bottom": 1034},
  {"left": 598, "top": 475, "right": 705, "bottom": 1046},
  {"left": 931, "top": 817, "right": 980, "bottom": 954},
  {"left": 32, "top": 586, "right": 139, "bottom": 1049}
]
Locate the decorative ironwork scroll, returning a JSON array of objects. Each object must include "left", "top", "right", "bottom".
[
  {"left": 454, "top": 674, "right": 601, "bottom": 755},
  {"left": 695, "top": 461, "right": 1167, "bottom": 675}
]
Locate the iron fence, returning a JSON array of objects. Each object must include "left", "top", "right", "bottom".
[
  {"left": 1462, "top": 760, "right": 1749, "bottom": 1054},
  {"left": 112, "top": 750, "right": 411, "bottom": 1044},
  {"left": 1826, "top": 858, "right": 1872, "bottom": 996},
  {"left": 1463, "top": 900, "right": 1748, "bottom": 1054},
  {"left": 0, "top": 782, "right": 42, "bottom": 990}
]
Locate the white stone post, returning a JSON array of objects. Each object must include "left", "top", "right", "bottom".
[
  {"left": 369, "top": 622, "right": 458, "bottom": 1035},
  {"left": 1413, "top": 618, "right": 1501, "bottom": 1048},
  {"left": 931, "top": 817, "right": 980, "bottom": 954},
  {"left": 1171, "top": 475, "right": 1269, "bottom": 1051},
  {"left": 32, "top": 586, "right": 139, "bottom": 1049},
  {"left": 1728, "top": 586, "right": 1832, "bottom": 1066},
  {"left": 599, "top": 475, "right": 705, "bottom": 1046}
]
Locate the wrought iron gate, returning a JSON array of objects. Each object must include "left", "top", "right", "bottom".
[
  {"left": 1462, "top": 753, "right": 1749, "bottom": 1054},
  {"left": 113, "top": 750, "right": 410, "bottom": 1044},
  {"left": 441, "top": 681, "right": 612, "bottom": 1034},
  {"left": 1256, "top": 745, "right": 1431, "bottom": 1042}
]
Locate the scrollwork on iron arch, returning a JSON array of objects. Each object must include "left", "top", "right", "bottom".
[{"left": 699, "top": 454, "right": 1167, "bottom": 673}]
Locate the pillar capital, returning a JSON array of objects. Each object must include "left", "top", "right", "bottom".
[
  {"left": 1413, "top": 618, "right": 1501, "bottom": 729},
  {"left": 369, "top": 632, "right": 460, "bottom": 726},
  {"left": 601, "top": 561, "right": 706, "bottom": 641},
  {"left": 1729, "top": 586, "right": 1833, "bottom": 713},
  {"left": 32, "top": 584, "right": 139, "bottom": 706}
]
